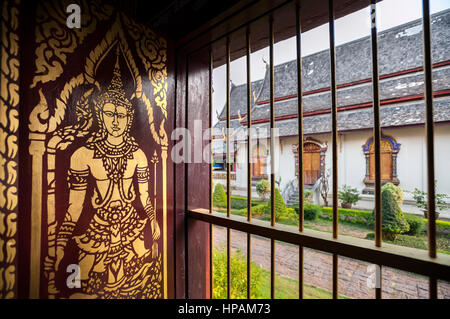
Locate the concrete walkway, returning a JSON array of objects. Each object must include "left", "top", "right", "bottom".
[{"left": 213, "top": 225, "right": 450, "bottom": 299}]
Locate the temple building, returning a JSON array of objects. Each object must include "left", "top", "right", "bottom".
[{"left": 213, "top": 9, "right": 450, "bottom": 216}]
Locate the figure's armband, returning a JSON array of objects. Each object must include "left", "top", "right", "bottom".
[
  {"left": 67, "top": 168, "right": 89, "bottom": 191},
  {"left": 56, "top": 219, "right": 76, "bottom": 249},
  {"left": 136, "top": 166, "right": 150, "bottom": 184},
  {"left": 144, "top": 201, "right": 155, "bottom": 222}
]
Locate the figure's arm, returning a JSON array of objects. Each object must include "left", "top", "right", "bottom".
[
  {"left": 55, "top": 148, "right": 89, "bottom": 270},
  {"left": 135, "top": 149, "right": 160, "bottom": 240}
]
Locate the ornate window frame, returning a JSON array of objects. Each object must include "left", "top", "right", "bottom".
[
  {"left": 292, "top": 138, "right": 328, "bottom": 181},
  {"left": 252, "top": 143, "right": 268, "bottom": 179},
  {"left": 362, "top": 135, "right": 400, "bottom": 194}
]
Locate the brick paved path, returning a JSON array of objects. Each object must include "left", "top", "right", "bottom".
[{"left": 213, "top": 226, "right": 450, "bottom": 299}]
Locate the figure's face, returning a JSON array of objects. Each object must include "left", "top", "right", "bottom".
[{"left": 102, "top": 103, "right": 128, "bottom": 137}]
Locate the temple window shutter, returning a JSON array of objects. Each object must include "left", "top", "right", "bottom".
[{"left": 363, "top": 136, "right": 400, "bottom": 193}]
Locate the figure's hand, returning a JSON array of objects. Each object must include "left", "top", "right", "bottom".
[
  {"left": 151, "top": 219, "right": 160, "bottom": 241},
  {"left": 55, "top": 245, "right": 65, "bottom": 272}
]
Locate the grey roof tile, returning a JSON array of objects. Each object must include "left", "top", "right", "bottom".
[{"left": 215, "top": 9, "right": 450, "bottom": 136}]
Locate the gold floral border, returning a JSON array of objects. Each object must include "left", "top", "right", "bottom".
[{"left": 0, "top": 0, "right": 20, "bottom": 300}]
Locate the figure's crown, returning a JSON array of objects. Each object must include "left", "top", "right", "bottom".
[{"left": 96, "top": 45, "right": 132, "bottom": 112}]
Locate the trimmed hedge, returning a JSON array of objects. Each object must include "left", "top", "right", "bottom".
[
  {"left": 304, "top": 204, "right": 321, "bottom": 221},
  {"left": 321, "top": 207, "right": 373, "bottom": 226},
  {"left": 230, "top": 196, "right": 265, "bottom": 210},
  {"left": 436, "top": 220, "right": 450, "bottom": 232},
  {"left": 292, "top": 204, "right": 324, "bottom": 221}
]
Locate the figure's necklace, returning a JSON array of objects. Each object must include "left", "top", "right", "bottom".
[
  {"left": 96, "top": 139, "right": 133, "bottom": 158},
  {"left": 94, "top": 139, "right": 134, "bottom": 184}
]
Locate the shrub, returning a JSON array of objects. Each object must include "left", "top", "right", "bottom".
[
  {"left": 256, "top": 179, "right": 270, "bottom": 201},
  {"left": 264, "top": 188, "right": 287, "bottom": 220},
  {"left": 252, "top": 204, "right": 266, "bottom": 217},
  {"left": 303, "top": 204, "right": 322, "bottom": 221},
  {"left": 277, "top": 207, "right": 298, "bottom": 224},
  {"left": 213, "top": 247, "right": 263, "bottom": 299},
  {"left": 365, "top": 232, "right": 375, "bottom": 240},
  {"left": 213, "top": 183, "right": 227, "bottom": 208},
  {"left": 410, "top": 181, "right": 449, "bottom": 212},
  {"left": 230, "top": 196, "right": 248, "bottom": 210},
  {"left": 239, "top": 204, "right": 266, "bottom": 217},
  {"left": 379, "top": 187, "right": 409, "bottom": 239},
  {"left": 337, "top": 185, "right": 361, "bottom": 206},
  {"left": 382, "top": 183, "right": 404, "bottom": 205},
  {"left": 404, "top": 214, "right": 425, "bottom": 236}
]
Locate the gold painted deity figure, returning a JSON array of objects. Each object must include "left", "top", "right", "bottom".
[{"left": 53, "top": 48, "right": 161, "bottom": 298}]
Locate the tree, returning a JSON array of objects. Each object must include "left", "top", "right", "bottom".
[
  {"left": 381, "top": 182, "right": 403, "bottom": 205},
  {"left": 379, "top": 187, "right": 409, "bottom": 240},
  {"left": 256, "top": 179, "right": 270, "bottom": 201},
  {"left": 264, "top": 187, "right": 287, "bottom": 220}
]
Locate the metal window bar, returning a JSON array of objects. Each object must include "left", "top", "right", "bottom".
[
  {"left": 269, "top": 15, "right": 276, "bottom": 300},
  {"left": 246, "top": 26, "right": 253, "bottom": 299},
  {"left": 193, "top": 0, "right": 448, "bottom": 301},
  {"left": 369, "top": 0, "right": 383, "bottom": 300},
  {"left": 226, "top": 37, "right": 232, "bottom": 299},
  {"left": 295, "top": 2, "right": 304, "bottom": 300},
  {"left": 422, "top": 0, "right": 438, "bottom": 299},
  {"left": 189, "top": 208, "right": 450, "bottom": 279},
  {"left": 209, "top": 47, "right": 214, "bottom": 299},
  {"left": 328, "top": 0, "right": 339, "bottom": 300}
]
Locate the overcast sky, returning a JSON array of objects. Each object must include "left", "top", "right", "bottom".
[{"left": 212, "top": 0, "right": 450, "bottom": 125}]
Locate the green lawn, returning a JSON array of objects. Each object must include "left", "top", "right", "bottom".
[{"left": 256, "top": 268, "right": 348, "bottom": 299}]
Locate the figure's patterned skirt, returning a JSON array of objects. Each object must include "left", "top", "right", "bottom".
[{"left": 73, "top": 202, "right": 162, "bottom": 299}]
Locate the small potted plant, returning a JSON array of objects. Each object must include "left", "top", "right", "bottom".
[
  {"left": 338, "top": 185, "right": 361, "bottom": 209},
  {"left": 411, "top": 188, "right": 449, "bottom": 219}
]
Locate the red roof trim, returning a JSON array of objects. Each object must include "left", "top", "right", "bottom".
[{"left": 241, "top": 90, "right": 450, "bottom": 125}]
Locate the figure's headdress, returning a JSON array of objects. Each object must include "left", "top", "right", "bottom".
[
  {"left": 94, "top": 45, "right": 133, "bottom": 115},
  {"left": 92, "top": 45, "right": 135, "bottom": 141}
]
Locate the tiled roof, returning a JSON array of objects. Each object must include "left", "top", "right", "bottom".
[
  {"left": 214, "top": 9, "right": 450, "bottom": 136},
  {"left": 255, "top": 9, "right": 450, "bottom": 102}
]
